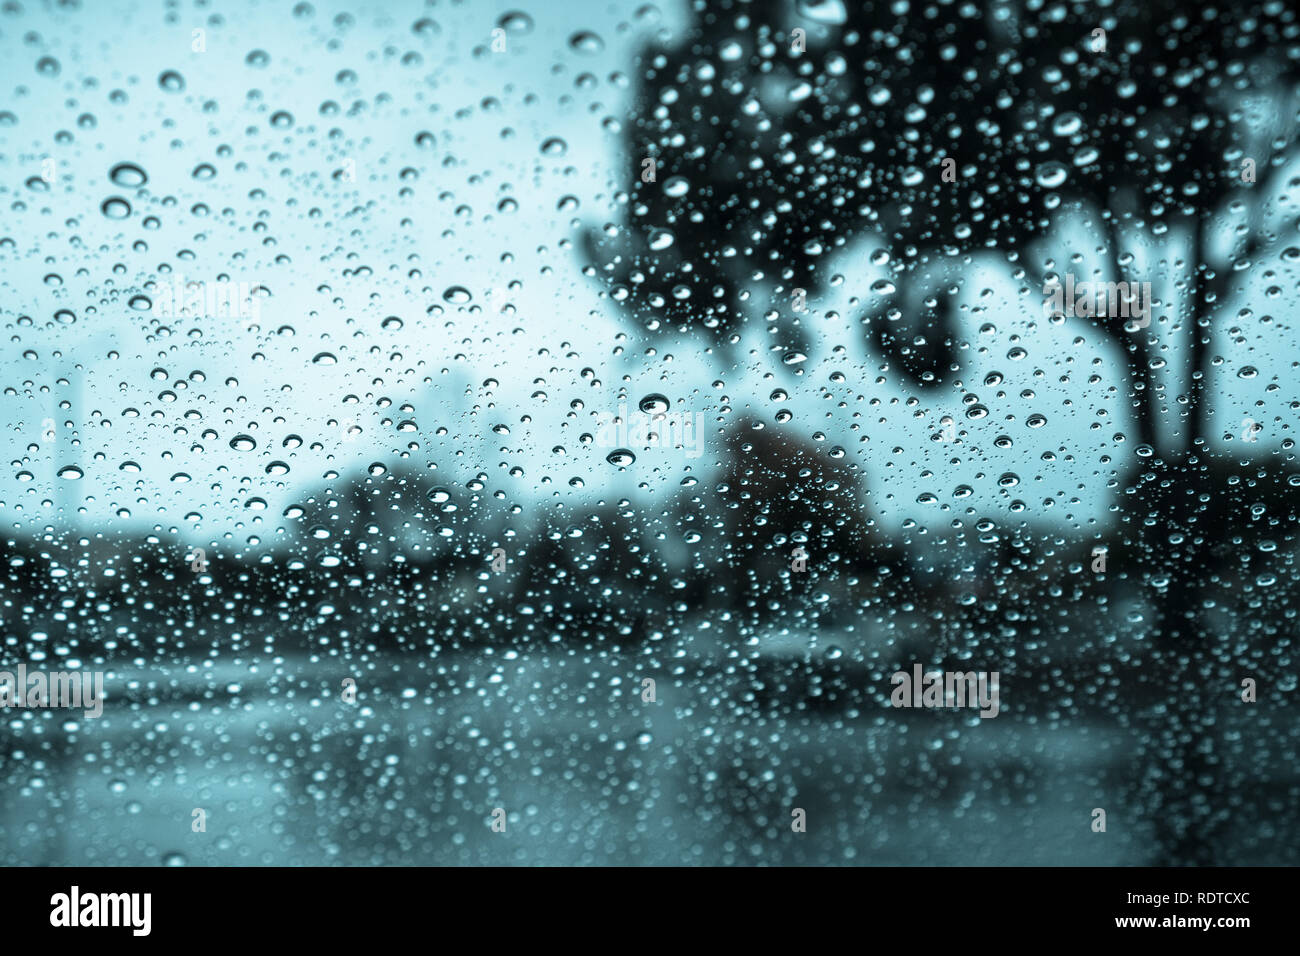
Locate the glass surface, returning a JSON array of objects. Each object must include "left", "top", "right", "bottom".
[{"left": 2, "top": 0, "right": 1298, "bottom": 866}]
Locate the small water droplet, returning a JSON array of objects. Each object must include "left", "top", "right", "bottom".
[{"left": 568, "top": 31, "right": 605, "bottom": 55}]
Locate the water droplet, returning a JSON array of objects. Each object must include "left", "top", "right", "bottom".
[
  {"left": 648, "top": 228, "right": 674, "bottom": 250},
  {"left": 497, "top": 11, "right": 534, "bottom": 34},
  {"left": 109, "top": 162, "right": 147, "bottom": 187},
  {"left": 606, "top": 449, "right": 636, "bottom": 467},
  {"left": 663, "top": 176, "right": 690, "bottom": 198},
  {"left": 1051, "top": 113, "right": 1082, "bottom": 136},
  {"left": 796, "top": 0, "right": 848, "bottom": 24},
  {"left": 638, "top": 394, "right": 670, "bottom": 415},
  {"left": 1035, "top": 161, "right": 1068, "bottom": 189},
  {"left": 101, "top": 197, "right": 132, "bottom": 219},
  {"left": 568, "top": 31, "right": 605, "bottom": 55}
]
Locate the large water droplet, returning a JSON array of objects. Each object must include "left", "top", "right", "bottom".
[
  {"left": 109, "top": 162, "right": 148, "bottom": 187},
  {"left": 639, "top": 394, "right": 670, "bottom": 415},
  {"left": 1035, "top": 161, "right": 1068, "bottom": 189},
  {"left": 606, "top": 449, "right": 636, "bottom": 467},
  {"left": 796, "top": 0, "right": 848, "bottom": 24},
  {"left": 101, "top": 197, "right": 132, "bottom": 219}
]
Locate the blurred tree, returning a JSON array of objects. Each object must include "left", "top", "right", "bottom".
[{"left": 585, "top": 0, "right": 1300, "bottom": 864}]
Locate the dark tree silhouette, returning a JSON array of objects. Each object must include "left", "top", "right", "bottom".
[{"left": 585, "top": 0, "right": 1300, "bottom": 863}]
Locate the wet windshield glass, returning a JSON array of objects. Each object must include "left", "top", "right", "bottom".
[{"left": 2, "top": 0, "right": 1297, "bottom": 866}]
